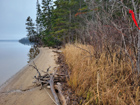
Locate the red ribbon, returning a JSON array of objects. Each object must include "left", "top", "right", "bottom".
[{"left": 129, "top": 10, "right": 140, "bottom": 30}]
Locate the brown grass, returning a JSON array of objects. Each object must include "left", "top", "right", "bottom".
[{"left": 62, "top": 43, "right": 140, "bottom": 105}]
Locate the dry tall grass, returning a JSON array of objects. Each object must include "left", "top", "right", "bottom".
[{"left": 62, "top": 44, "right": 140, "bottom": 105}]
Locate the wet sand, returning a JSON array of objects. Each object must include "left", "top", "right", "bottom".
[{"left": 0, "top": 47, "right": 58, "bottom": 105}]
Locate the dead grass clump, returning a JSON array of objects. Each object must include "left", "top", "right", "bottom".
[{"left": 62, "top": 43, "right": 140, "bottom": 105}]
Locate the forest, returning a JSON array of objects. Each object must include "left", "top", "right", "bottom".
[{"left": 26, "top": 0, "right": 140, "bottom": 104}]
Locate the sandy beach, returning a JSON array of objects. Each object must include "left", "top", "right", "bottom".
[{"left": 0, "top": 47, "right": 58, "bottom": 105}]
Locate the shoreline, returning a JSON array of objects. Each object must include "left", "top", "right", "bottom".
[
  {"left": 0, "top": 47, "right": 58, "bottom": 105},
  {"left": 0, "top": 46, "right": 42, "bottom": 90}
]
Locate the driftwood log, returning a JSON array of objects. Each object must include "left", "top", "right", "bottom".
[
  {"left": 50, "top": 75, "right": 61, "bottom": 105},
  {"left": 55, "top": 83, "right": 67, "bottom": 105},
  {"left": 30, "top": 62, "right": 66, "bottom": 105}
]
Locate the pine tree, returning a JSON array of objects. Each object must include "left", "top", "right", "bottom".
[
  {"left": 41, "top": 0, "right": 61, "bottom": 46},
  {"left": 33, "top": 0, "right": 87, "bottom": 45},
  {"left": 42, "top": 0, "right": 52, "bottom": 30},
  {"left": 51, "top": 0, "right": 71, "bottom": 43},
  {"left": 25, "top": 16, "right": 36, "bottom": 42},
  {"left": 36, "top": 0, "right": 43, "bottom": 36},
  {"left": 51, "top": 0, "right": 85, "bottom": 43}
]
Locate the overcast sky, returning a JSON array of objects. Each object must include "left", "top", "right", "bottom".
[{"left": 0, "top": 0, "right": 40, "bottom": 40}]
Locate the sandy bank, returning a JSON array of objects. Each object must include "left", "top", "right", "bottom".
[{"left": 0, "top": 47, "right": 58, "bottom": 105}]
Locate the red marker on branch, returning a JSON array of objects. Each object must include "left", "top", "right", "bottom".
[{"left": 129, "top": 10, "right": 140, "bottom": 30}]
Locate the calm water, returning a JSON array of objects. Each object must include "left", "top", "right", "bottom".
[{"left": 0, "top": 40, "right": 31, "bottom": 86}]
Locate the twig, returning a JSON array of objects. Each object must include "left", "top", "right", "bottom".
[
  {"left": 30, "top": 62, "right": 41, "bottom": 76},
  {"left": 74, "top": 44, "right": 93, "bottom": 57},
  {"left": 47, "top": 66, "right": 51, "bottom": 72}
]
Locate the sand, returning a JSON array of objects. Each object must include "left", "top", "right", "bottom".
[{"left": 0, "top": 47, "right": 58, "bottom": 105}]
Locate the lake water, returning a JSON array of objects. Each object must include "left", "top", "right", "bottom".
[{"left": 0, "top": 40, "right": 31, "bottom": 86}]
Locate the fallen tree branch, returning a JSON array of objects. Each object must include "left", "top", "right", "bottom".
[
  {"left": 30, "top": 62, "right": 67, "bottom": 105},
  {"left": 50, "top": 75, "right": 61, "bottom": 105},
  {"left": 30, "top": 62, "right": 41, "bottom": 76},
  {"left": 55, "top": 83, "right": 67, "bottom": 105}
]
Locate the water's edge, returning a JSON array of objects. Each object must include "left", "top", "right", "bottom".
[{"left": 0, "top": 47, "right": 41, "bottom": 90}]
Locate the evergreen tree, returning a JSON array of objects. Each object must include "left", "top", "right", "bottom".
[
  {"left": 51, "top": 0, "right": 85, "bottom": 43},
  {"left": 41, "top": 0, "right": 53, "bottom": 32},
  {"left": 25, "top": 16, "right": 36, "bottom": 41},
  {"left": 36, "top": 0, "right": 43, "bottom": 36},
  {"left": 51, "top": 0, "right": 70, "bottom": 42},
  {"left": 32, "top": 0, "right": 87, "bottom": 45},
  {"left": 41, "top": 0, "right": 61, "bottom": 46}
]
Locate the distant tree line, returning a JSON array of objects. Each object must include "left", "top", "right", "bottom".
[{"left": 19, "top": 37, "right": 34, "bottom": 45}]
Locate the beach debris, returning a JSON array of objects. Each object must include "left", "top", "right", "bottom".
[{"left": 30, "top": 62, "right": 67, "bottom": 105}]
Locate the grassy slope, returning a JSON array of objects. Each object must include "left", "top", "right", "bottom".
[{"left": 62, "top": 44, "right": 140, "bottom": 105}]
